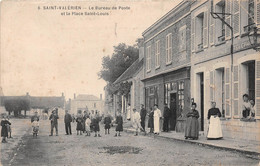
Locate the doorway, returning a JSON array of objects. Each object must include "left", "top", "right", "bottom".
[
  {"left": 169, "top": 93, "right": 177, "bottom": 130},
  {"left": 199, "top": 73, "right": 204, "bottom": 131}
]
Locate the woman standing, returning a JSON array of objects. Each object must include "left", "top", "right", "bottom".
[
  {"left": 207, "top": 101, "right": 222, "bottom": 139},
  {"left": 148, "top": 107, "right": 154, "bottom": 133},
  {"left": 76, "top": 114, "right": 84, "bottom": 135},
  {"left": 153, "top": 104, "right": 161, "bottom": 135},
  {"left": 185, "top": 103, "right": 199, "bottom": 140},
  {"left": 115, "top": 112, "right": 123, "bottom": 137}
]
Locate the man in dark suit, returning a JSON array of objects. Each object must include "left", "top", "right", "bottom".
[
  {"left": 163, "top": 104, "right": 171, "bottom": 132},
  {"left": 49, "top": 109, "right": 59, "bottom": 136},
  {"left": 64, "top": 110, "right": 72, "bottom": 135},
  {"left": 140, "top": 104, "right": 147, "bottom": 132}
]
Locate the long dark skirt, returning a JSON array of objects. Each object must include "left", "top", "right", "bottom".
[
  {"left": 185, "top": 117, "right": 199, "bottom": 139},
  {"left": 1, "top": 126, "right": 8, "bottom": 137},
  {"left": 116, "top": 124, "right": 123, "bottom": 132},
  {"left": 93, "top": 123, "right": 100, "bottom": 132},
  {"left": 76, "top": 122, "right": 84, "bottom": 131},
  {"left": 148, "top": 117, "right": 154, "bottom": 128},
  {"left": 105, "top": 124, "right": 110, "bottom": 129}
]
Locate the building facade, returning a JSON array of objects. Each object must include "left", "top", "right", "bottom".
[
  {"left": 190, "top": 0, "right": 260, "bottom": 141},
  {"left": 142, "top": 1, "right": 192, "bottom": 131},
  {"left": 70, "top": 94, "right": 104, "bottom": 115},
  {"left": 112, "top": 41, "right": 144, "bottom": 120}
]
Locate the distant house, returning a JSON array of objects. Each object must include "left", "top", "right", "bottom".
[{"left": 70, "top": 94, "right": 104, "bottom": 115}]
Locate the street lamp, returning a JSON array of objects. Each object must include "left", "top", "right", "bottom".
[{"left": 245, "top": 25, "right": 260, "bottom": 51}]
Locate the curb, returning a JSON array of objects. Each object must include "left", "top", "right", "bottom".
[{"left": 124, "top": 128, "right": 260, "bottom": 159}]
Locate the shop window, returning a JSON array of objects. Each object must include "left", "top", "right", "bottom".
[{"left": 178, "top": 81, "right": 185, "bottom": 110}]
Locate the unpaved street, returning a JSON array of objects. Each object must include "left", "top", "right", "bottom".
[{"left": 3, "top": 119, "right": 260, "bottom": 166}]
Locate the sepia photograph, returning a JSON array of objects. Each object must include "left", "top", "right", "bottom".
[{"left": 0, "top": 0, "right": 260, "bottom": 165}]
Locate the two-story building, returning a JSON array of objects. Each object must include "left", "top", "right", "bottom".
[
  {"left": 142, "top": 1, "right": 192, "bottom": 131},
  {"left": 190, "top": 0, "right": 260, "bottom": 141}
]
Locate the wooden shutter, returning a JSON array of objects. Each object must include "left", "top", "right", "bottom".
[
  {"left": 203, "top": 10, "right": 209, "bottom": 48},
  {"left": 210, "top": 71, "right": 214, "bottom": 101},
  {"left": 225, "top": 0, "right": 232, "bottom": 39},
  {"left": 233, "top": 0, "right": 240, "bottom": 36},
  {"left": 209, "top": 8, "right": 215, "bottom": 45},
  {"left": 225, "top": 68, "right": 231, "bottom": 117},
  {"left": 256, "top": 0, "right": 260, "bottom": 27},
  {"left": 256, "top": 61, "right": 260, "bottom": 118},
  {"left": 191, "top": 17, "right": 195, "bottom": 52},
  {"left": 233, "top": 65, "right": 239, "bottom": 118}
]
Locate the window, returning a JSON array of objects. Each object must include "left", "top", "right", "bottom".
[
  {"left": 196, "top": 13, "right": 204, "bottom": 50},
  {"left": 94, "top": 103, "right": 96, "bottom": 108},
  {"left": 166, "top": 33, "right": 172, "bottom": 64},
  {"left": 215, "top": 68, "right": 225, "bottom": 117},
  {"left": 155, "top": 40, "right": 160, "bottom": 68},
  {"left": 179, "top": 26, "right": 186, "bottom": 52},
  {"left": 215, "top": 1, "right": 226, "bottom": 43},
  {"left": 146, "top": 46, "right": 151, "bottom": 71},
  {"left": 164, "top": 82, "right": 177, "bottom": 104}
]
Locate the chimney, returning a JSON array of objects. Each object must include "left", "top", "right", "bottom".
[
  {"left": 62, "top": 92, "right": 64, "bottom": 97},
  {"left": 74, "top": 93, "right": 76, "bottom": 99},
  {"left": 26, "top": 92, "right": 29, "bottom": 96},
  {"left": 100, "top": 94, "right": 102, "bottom": 100},
  {"left": 137, "top": 38, "right": 144, "bottom": 61}
]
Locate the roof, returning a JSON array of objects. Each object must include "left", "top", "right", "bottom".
[
  {"left": 142, "top": 0, "right": 189, "bottom": 36},
  {"left": 75, "top": 94, "right": 100, "bottom": 101},
  {"left": 113, "top": 58, "right": 144, "bottom": 84}
]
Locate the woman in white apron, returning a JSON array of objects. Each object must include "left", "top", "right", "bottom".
[
  {"left": 153, "top": 104, "right": 161, "bottom": 135},
  {"left": 207, "top": 101, "right": 223, "bottom": 139}
]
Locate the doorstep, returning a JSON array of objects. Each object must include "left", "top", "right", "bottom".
[{"left": 124, "top": 127, "right": 260, "bottom": 159}]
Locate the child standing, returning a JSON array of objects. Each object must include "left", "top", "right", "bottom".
[
  {"left": 104, "top": 114, "right": 111, "bottom": 135},
  {"left": 1, "top": 114, "right": 11, "bottom": 143},
  {"left": 85, "top": 116, "right": 91, "bottom": 136},
  {"left": 32, "top": 117, "right": 40, "bottom": 137},
  {"left": 93, "top": 114, "right": 101, "bottom": 137},
  {"left": 115, "top": 112, "right": 123, "bottom": 137}
]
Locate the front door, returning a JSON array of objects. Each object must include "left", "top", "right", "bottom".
[{"left": 169, "top": 93, "right": 177, "bottom": 130}]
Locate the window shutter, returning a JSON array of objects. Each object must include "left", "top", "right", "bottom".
[
  {"left": 191, "top": 17, "right": 195, "bottom": 52},
  {"left": 225, "top": 0, "right": 232, "bottom": 39},
  {"left": 203, "top": 10, "right": 209, "bottom": 48},
  {"left": 233, "top": 0, "right": 240, "bottom": 36},
  {"left": 233, "top": 65, "right": 239, "bottom": 118},
  {"left": 256, "top": 0, "right": 260, "bottom": 27},
  {"left": 225, "top": 68, "right": 231, "bottom": 117},
  {"left": 256, "top": 61, "right": 260, "bottom": 118},
  {"left": 209, "top": 10, "right": 215, "bottom": 45}
]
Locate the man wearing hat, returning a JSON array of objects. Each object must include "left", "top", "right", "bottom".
[{"left": 49, "top": 109, "right": 59, "bottom": 136}]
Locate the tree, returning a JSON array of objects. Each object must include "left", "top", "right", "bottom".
[
  {"left": 4, "top": 99, "right": 31, "bottom": 117},
  {"left": 98, "top": 43, "right": 139, "bottom": 84}
]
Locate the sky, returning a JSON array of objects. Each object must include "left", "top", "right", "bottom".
[{"left": 0, "top": 0, "right": 182, "bottom": 100}]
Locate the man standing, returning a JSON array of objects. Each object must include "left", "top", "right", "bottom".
[
  {"left": 163, "top": 104, "right": 171, "bottom": 132},
  {"left": 64, "top": 110, "right": 72, "bottom": 135},
  {"left": 140, "top": 104, "right": 147, "bottom": 132},
  {"left": 49, "top": 110, "right": 59, "bottom": 136}
]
